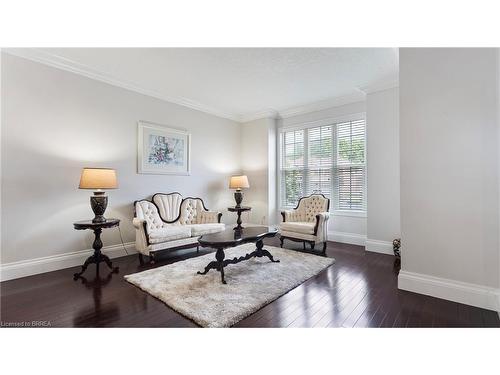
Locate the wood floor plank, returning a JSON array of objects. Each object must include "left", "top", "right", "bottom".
[
  {"left": 1, "top": 237, "right": 498, "bottom": 328},
  {"left": 352, "top": 286, "right": 391, "bottom": 328}
]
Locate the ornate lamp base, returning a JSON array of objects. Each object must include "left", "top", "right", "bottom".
[
  {"left": 234, "top": 189, "right": 243, "bottom": 208},
  {"left": 91, "top": 192, "right": 108, "bottom": 223}
]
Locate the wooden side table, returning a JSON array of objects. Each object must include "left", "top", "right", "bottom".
[
  {"left": 73, "top": 219, "right": 120, "bottom": 280},
  {"left": 227, "top": 206, "right": 251, "bottom": 230}
]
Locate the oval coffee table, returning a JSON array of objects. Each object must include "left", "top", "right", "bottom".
[{"left": 197, "top": 226, "right": 279, "bottom": 284}]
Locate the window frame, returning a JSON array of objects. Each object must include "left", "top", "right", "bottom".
[{"left": 278, "top": 112, "right": 367, "bottom": 216}]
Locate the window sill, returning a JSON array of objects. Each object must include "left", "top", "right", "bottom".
[{"left": 331, "top": 210, "right": 367, "bottom": 218}]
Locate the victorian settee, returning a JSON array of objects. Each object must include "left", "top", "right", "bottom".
[
  {"left": 133, "top": 192, "right": 225, "bottom": 264},
  {"left": 279, "top": 193, "right": 330, "bottom": 254}
]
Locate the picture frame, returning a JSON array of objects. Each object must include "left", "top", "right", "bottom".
[{"left": 137, "top": 121, "right": 191, "bottom": 175}]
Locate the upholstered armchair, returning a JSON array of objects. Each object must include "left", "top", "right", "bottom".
[
  {"left": 133, "top": 192, "right": 224, "bottom": 264},
  {"left": 279, "top": 194, "right": 330, "bottom": 254}
]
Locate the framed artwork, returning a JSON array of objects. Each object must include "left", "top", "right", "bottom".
[{"left": 137, "top": 121, "right": 191, "bottom": 175}]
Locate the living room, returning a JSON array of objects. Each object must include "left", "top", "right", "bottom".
[{"left": 1, "top": 1, "right": 499, "bottom": 374}]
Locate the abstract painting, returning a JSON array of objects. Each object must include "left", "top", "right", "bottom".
[{"left": 138, "top": 121, "right": 191, "bottom": 175}]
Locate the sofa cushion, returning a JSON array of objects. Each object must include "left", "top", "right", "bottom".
[
  {"left": 279, "top": 221, "right": 315, "bottom": 235},
  {"left": 148, "top": 226, "right": 192, "bottom": 244},
  {"left": 187, "top": 223, "right": 225, "bottom": 236}
]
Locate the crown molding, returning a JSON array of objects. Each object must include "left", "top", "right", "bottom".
[
  {"left": 239, "top": 109, "right": 279, "bottom": 123},
  {"left": 357, "top": 80, "right": 399, "bottom": 95},
  {"left": 277, "top": 92, "right": 366, "bottom": 119},
  {"left": 3, "top": 48, "right": 242, "bottom": 122},
  {"left": 3, "top": 48, "right": 396, "bottom": 124}
]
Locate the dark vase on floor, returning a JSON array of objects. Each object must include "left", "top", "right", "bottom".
[{"left": 393, "top": 238, "right": 401, "bottom": 270}]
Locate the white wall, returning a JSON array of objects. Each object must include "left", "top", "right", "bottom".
[
  {"left": 399, "top": 48, "right": 500, "bottom": 310},
  {"left": 497, "top": 49, "right": 500, "bottom": 313},
  {"left": 1, "top": 53, "right": 241, "bottom": 269},
  {"left": 0, "top": 51, "right": 3, "bottom": 265},
  {"left": 278, "top": 101, "right": 367, "bottom": 243},
  {"left": 240, "top": 117, "right": 278, "bottom": 225},
  {"left": 267, "top": 119, "right": 278, "bottom": 225},
  {"left": 366, "top": 87, "right": 400, "bottom": 254}
]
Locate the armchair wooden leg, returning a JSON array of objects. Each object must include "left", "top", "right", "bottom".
[
  {"left": 138, "top": 253, "right": 145, "bottom": 266},
  {"left": 309, "top": 242, "right": 315, "bottom": 250},
  {"left": 149, "top": 253, "right": 156, "bottom": 265},
  {"left": 322, "top": 242, "right": 327, "bottom": 255},
  {"left": 280, "top": 237, "right": 284, "bottom": 248},
  {"left": 197, "top": 245, "right": 200, "bottom": 253},
  {"left": 303, "top": 242, "right": 306, "bottom": 250}
]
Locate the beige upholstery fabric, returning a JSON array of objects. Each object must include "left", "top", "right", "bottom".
[
  {"left": 153, "top": 193, "right": 183, "bottom": 222},
  {"left": 283, "top": 209, "right": 305, "bottom": 222},
  {"left": 179, "top": 198, "right": 205, "bottom": 225},
  {"left": 283, "top": 195, "right": 329, "bottom": 223},
  {"left": 148, "top": 226, "right": 192, "bottom": 244},
  {"left": 132, "top": 218, "right": 149, "bottom": 254},
  {"left": 187, "top": 223, "right": 226, "bottom": 236},
  {"left": 280, "top": 222, "right": 315, "bottom": 235},
  {"left": 132, "top": 217, "right": 146, "bottom": 230},
  {"left": 279, "top": 194, "right": 330, "bottom": 245},
  {"left": 148, "top": 237, "right": 200, "bottom": 253},
  {"left": 198, "top": 210, "right": 220, "bottom": 224},
  {"left": 133, "top": 193, "right": 224, "bottom": 255},
  {"left": 135, "top": 201, "right": 167, "bottom": 231},
  {"left": 280, "top": 230, "right": 317, "bottom": 242},
  {"left": 314, "top": 212, "right": 330, "bottom": 244},
  {"left": 302, "top": 195, "right": 329, "bottom": 221}
]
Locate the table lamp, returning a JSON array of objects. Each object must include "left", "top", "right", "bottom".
[
  {"left": 79, "top": 168, "right": 118, "bottom": 223},
  {"left": 229, "top": 175, "right": 249, "bottom": 208}
]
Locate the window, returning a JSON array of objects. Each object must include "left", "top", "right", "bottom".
[{"left": 279, "top": 117, "right": 366, "bottom": 212}]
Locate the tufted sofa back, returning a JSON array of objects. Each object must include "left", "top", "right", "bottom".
[
  {"left": 135, "top": 193, "right": 215, "bottom": 227},
  {"left": 178, "top": 198, "right": 205, "bottom": 225},
  {"left": 298, "top": 194, "right": 330, "bottom": 222},
  {"left": 135, "top": 200, "right": 167, "bottom": 231},
  {"left": 153, "top": 192, "right": 183, "bottom": 222}
]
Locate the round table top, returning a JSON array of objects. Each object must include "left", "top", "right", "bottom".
[
  {"left": 198, "top": 225, "right": 277, "bottom": 248},
  {"left": 73, "top": 218, "right": 120, "bottom": 230}
]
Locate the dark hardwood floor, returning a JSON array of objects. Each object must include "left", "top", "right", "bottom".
[{"left": 1, "top": 238, "right": 499, "bottom": 328}]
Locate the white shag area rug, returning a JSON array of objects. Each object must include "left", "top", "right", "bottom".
[{"left": 124, "top": 243, "right": 335, "bottom": 327}]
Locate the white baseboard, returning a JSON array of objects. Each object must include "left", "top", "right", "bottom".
[
  {"left": 365, "top": 239, "right": 394, "bottom": 255},
  {"left": 328, "top": 231, "right": 366, "bottom": 246},
  {"left": 327, "top": 232, "right": 396, "bottom": 257},
  {"left": 0, "top": 242, "right": 137, "bottom": 282},
  {"left": 398, "top": 270, "right": 500, "bottom": 312}
]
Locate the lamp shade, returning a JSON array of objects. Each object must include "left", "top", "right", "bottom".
[
  {"left": 229, "top": 175, "right": 249, "bottom": 189},
  {"left": 79, "top": 168, "right": 118, "bottom": 190}
]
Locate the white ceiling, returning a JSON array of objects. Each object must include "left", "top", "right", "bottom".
[{"left": 7, "top": 48, "right": 398, "bottom": 122}]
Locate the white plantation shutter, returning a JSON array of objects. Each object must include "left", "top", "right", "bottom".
[
  {"left": 306, "top": 125, "right": 333, "bottom": 200},
  {"left": 333, "top": 119, "right": 366, "bottom": 211},
  {"left": 280, "top": 129, "right": 305, "bottom": 207},
  {"left": 279, "top": 118, "right": 366, "bottom": 211}
]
